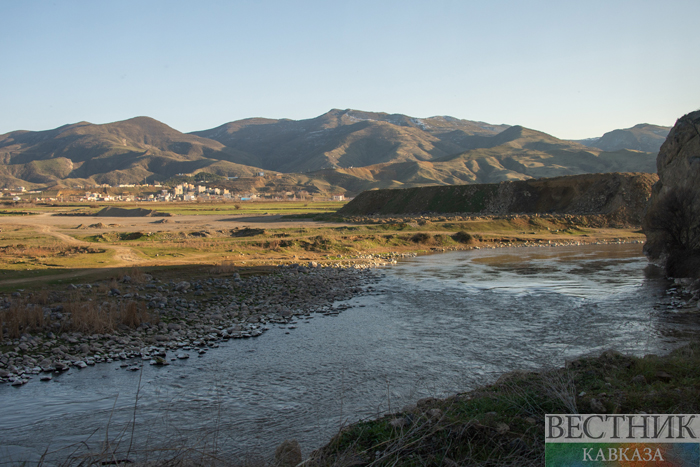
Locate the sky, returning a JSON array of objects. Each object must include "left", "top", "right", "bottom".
[{"left": 2, "top": 0, "right": 699, "bottom": 139}]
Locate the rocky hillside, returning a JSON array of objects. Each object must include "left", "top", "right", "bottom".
[
  {"left": 578, "top": 123, "right": 670, "bottom": 153},
  {"left": 195, "top": 110, "right": 658, "bottom": 187},
  {"left": 192, "top": 109, "right": 511, "bottom": 173},
  {"left": 339, "top": 172, "right": 658, "bottom": 226},
  {"left": 643, "top": 110, "right": 700, "bottom": 275},
  {"left": 0, "top": 117, "right": 265, "bottom": 187},
  {"left": 0, "top": 110, "right": 661, "bottom": 193}
]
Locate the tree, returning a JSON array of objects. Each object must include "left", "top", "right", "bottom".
[{"left": 647, "top": 186, "right": 700, "bottom": 252}]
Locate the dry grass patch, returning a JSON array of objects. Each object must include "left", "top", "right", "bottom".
[
  {"left": 211, "top": 261, "right": 238, "bottom": 274},
  {"left": 62, "top": 299, "right": 158, "bottom": 334},
  {"left": 1, "top": 294, "right": 159, "bottom": 339},
  {"left": 1, "top": 300, "right": 46, "bottom": 340}
]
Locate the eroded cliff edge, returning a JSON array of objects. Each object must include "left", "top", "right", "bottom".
[{"left": 339, "top": 172, "right": 657, "bottom": 227}]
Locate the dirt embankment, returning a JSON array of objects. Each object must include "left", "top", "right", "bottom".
[
  {"left": 96, "top": 207, "right": 171, "bottom": 217},
  {"left": 339, "top": 172, "right": 658, "bottom": 226}
]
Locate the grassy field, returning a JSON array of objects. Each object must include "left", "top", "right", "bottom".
[
  {"left": 0, "top": 201, "right": 646, "bottom": 292},
  {"left": 1, "top": 200, "right": 346, "bottom": 216}
]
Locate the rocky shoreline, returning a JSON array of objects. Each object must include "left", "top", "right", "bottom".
[
  {"left": 0, "top": 263, "right": 389, "bottom": 386},
  {"left": 0, "top": 239, "right": 666, "bottom": 387}
]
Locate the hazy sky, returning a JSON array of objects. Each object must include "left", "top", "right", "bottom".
[{"left": 2, "top": 0, "right": 699, "bottom": 139}]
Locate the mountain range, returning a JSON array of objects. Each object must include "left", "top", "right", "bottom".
[{"left": 0, "top": 109, "right": 670, "bottom": 195}]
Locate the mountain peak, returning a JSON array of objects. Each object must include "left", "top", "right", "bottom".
[
  {"left": 110, "top": 116, "right": 176, "bottom": 130},
  {"left": 579, "top": 123, "right": 671, "bottom": 153},
  {"left": 493, "top": 125, "right": 556, "bottom": 143}
]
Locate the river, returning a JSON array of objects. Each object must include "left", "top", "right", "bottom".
[{"left": 0, "top": 243, "right": 696, "bottom": 465}]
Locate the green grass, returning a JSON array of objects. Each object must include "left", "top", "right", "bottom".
[
  {"left": 0, "top": 209, "right": 39, "bottom": 216},
  {"left": 0, "top": 207, "right": 645, "bottom": 288},
  {"left": 0, "top": 227, "right": 115, "bottom": 274},
  {"left": 141, "top": 201, "right": 347, "bottom": 216},
  {"left": 0, "top": 201, "right": 347, "bottom": 217}
]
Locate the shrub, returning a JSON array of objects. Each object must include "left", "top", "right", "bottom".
[
  {"left": 665, "top": 249, "right": 700, "bottom": 278},
  {"left": 453, "top": 231, "right": 476, "bottom": 244},
  {"left": 410, "top": 233, "right": 432, "bottom": 244},
  {"left": 265, "top": 239, "right": 281, "bottom": 250},
  {"left": 646, "top": 186, "right": 700, "bottom": 276},
  {"left": 648, "top": 187, "right": 700, "bottom": 250},
  {"left": 646, "top": 186, "right": 700, "bottom": 251}
]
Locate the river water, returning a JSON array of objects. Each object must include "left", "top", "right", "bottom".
[{"left": 1, "top": 244, "right": 697, "bottom": 464}]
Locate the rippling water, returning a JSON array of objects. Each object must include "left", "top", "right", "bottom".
[{"left": 1, "top": 244, "right": 697, "bottom": 464}]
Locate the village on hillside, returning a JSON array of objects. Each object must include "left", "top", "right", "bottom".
[{"left": 0, "top": 182, "right": 347, "bottom": 204}]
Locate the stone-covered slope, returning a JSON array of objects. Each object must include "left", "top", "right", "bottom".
[{"left": 339, "top": 172, "right": 658, "bottom": 226}]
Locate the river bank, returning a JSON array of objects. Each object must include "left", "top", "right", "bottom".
[
  {"left": 0, "top": 208, "right": 646, "bottom": 287},
  {"left": 2, "top": 236, "right": 695, "bottom": 387},
  {"left": 0, "top": 264, "right": 383, "bottom": 386},
  {"left": 2, "top": 243, "right": 699, "bottom": 466},
  {"left": 307, "top": 341, "right": 700, "bottom": 467}
]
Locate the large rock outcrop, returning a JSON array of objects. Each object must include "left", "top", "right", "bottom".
[
  {"left": 339, "top": 172, "right": 657, "bottom": 226},
  {"left": 643, "top": 110, "right": 700, "bottom": 274}
]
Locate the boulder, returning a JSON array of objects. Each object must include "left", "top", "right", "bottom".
[
  {"left": 174, "top": 281, "right": 191, "bottom": 292},
  {"left": 631, "top": 374, "right": 647, "bottom": 385},
  {"left": 643, "top": 110, "right": 700, "bottom": 274}
]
